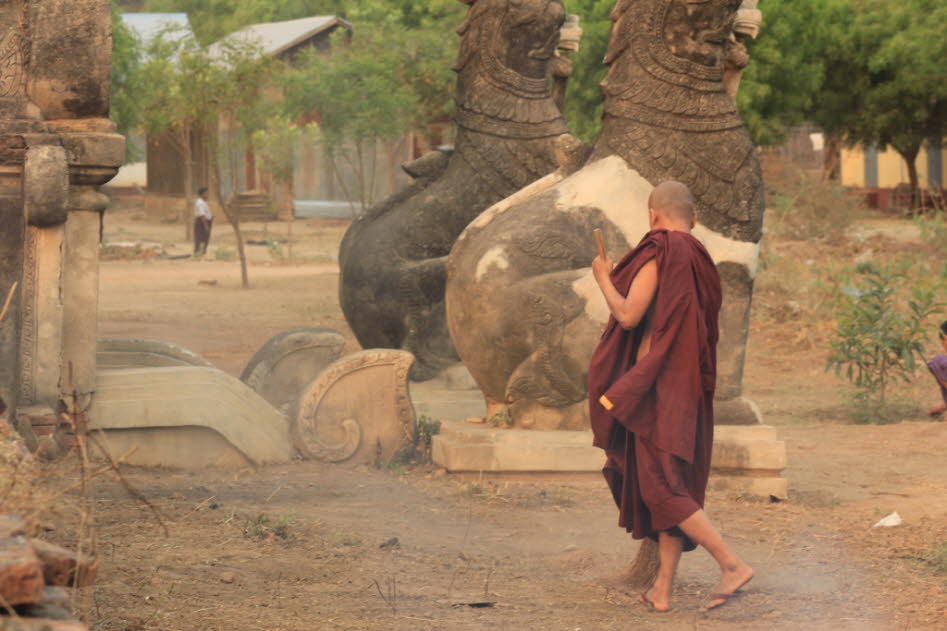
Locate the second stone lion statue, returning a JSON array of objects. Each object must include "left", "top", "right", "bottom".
[{"left": 338, "top": 0, "right": 576, "bottom": 381}]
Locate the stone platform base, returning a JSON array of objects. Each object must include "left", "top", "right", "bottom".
[{"left": 432, "top": 422, "right": 788, "bottom": 498}]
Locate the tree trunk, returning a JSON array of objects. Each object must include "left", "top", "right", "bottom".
[
  {"left": 283, "top": 176, "right": 295, "bottom": 264},
  {"left": 208, "top": 128, "right": 250, "bottom": 289},
  {"left": 822, "top": 135, "right": 841, "bottom": 182},
  {"left": 327, "top": 153, "right": 358, "bottom": 219},
  {"left": 180, "top": 125, "right": 195, "bottom": 242},
  {"left": 895, "top": 144, "right": 921, "bottom": 210}
]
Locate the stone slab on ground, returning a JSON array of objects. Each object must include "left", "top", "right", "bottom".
[
  {"left": 90, "top": 367, "right": 294, "bottom": 468},
  {"left": 433, "top": 422, "right": 788, "bottom": 498},
  {"left": 433, "top": 421, "right": 605, "bottom": 472}
]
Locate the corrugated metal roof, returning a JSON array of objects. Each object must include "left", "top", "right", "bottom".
[
  {"left": 212, "top": 16, "right": 350, "bottom": 58},
  {"left": 121, "top": 13, "right": 193, "bottom": 45}
]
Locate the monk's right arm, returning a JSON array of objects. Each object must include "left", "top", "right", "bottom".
[{"left": 593, "top": 259, "right": 658, "bottom": 330}]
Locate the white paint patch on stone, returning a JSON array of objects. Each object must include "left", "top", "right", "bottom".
[
  {"left": 475, "top": 246, "right": 510, "bottom": 281},
  {"left": 692, "top": 224, "right": 761, "bottom": 277},
  {"left": 465, "top": 171, "right": 565, "bottom": 233},
  {"left": 571, "top": 270, "right": 611, "bottom": 325},
  {"left": 554, "top": 156, "right": 654, "bottom": 243}
]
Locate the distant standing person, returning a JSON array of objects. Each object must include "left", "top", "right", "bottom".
[
  {"left": 588, "top": 181, "right": 753, "bottom": 612},
  {"left": 928, "top": 321, "right": 947, "bottom": 418},
  {"left": 194, "top": 187, "right": 213, "bottom": 256}
]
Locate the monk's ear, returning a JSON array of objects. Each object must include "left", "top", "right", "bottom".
[{"left": 649, "top": 208, "right": 657, "bottom": 226}]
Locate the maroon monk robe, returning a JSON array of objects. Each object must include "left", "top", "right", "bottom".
[{"left": 588, "top": 229, "right": 722, "bottom": 550}]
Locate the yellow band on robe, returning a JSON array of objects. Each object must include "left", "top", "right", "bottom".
[{"left": 600, "top": 395, "right": 614, "bottom": 411}]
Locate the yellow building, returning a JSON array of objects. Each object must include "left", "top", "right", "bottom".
[{"left": 841, "top": 141, "right": 946, "bottom": 190}]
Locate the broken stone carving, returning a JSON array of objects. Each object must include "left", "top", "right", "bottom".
[
  {"left": 96, "top": 338, "right": 215, "bottom": 370},
  {"left": 239, "top": 328, "right": 346, "bottom": 413},
  {"left": 295, "top": 350, "right": 416, "bottom": 466},
  {"left": 724, "top": 0, "right": 763, "bottom": 99},
  {"left": 0, "top": 0, "right": 124, "bottom": 440},
  {"left": 339, "top": 0, "right": 578, "bottom": 381},
  {"left": 89, "top": 367, "right": 295, "bottom": 468},
  {"left": 446, "top": 0, "right": 766, "bottom": 429}
]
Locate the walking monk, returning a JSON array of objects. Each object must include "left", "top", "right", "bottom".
[{"left": 588, "top": 181, "right": 753, "bottom": 612}]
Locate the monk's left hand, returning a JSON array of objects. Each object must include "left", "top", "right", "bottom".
[{"left": 592, "top": 255, "right": 613, "bottom": 285}]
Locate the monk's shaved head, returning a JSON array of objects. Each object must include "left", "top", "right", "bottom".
[{"left": 648, "top": 181, "right": 696, "bottom": 224}]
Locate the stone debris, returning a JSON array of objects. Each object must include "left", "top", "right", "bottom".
[
  {"left": 15, "top": 586, "right": 73, "bottom": 621},
  {"left": 0, "top": 536, "right": 44, "bottom": 606},
  {"left": 219, "top": 571, "right": 236, "bottom": 584},
  {"left": 29, "top": 539, "right": 97, "bottom": 588},
  {"left": 0, "top": 517, "right": 94, "bottom": 631}
]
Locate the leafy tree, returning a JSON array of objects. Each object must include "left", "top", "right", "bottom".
[
  {"left": 137, "top": 27, "right": 273, "bottom": 287},
  {"left": 252, "top": 117, "right": 318, "bottom": 262},
  {"left": 561, "top": 0, "right": 612, "bottom": 143},
  {"left": 136, "top": 27, "right": 209, "bottom": 236},
  {"left": 206, "top": 38, "right": 280, "bottom": 288},
  {"left": 110, "top": 2, "right": 145, "bottom": 162},
  {"left": 282, "top": 32, "right": 418, "bottom": 214},
  {"left": 737, "top": 0, "right": 848, "bottom": 147},
  {"left": 847, "top": 0, "right": 947, "bottom": 200},
  {"left": 741, "top": 0, "right": 947, "bottom": 196}
]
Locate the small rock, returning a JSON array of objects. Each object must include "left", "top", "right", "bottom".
[
  {"left": 30, "top": 539, "right": 97, "bottom": 588},
  {"left": 379, "top": 537, "right": 399, "bottom": 550},
  {"left": 220, "top": 571, "right": 236, "bottom": 584},
  {"left": 563, "top": 544, "right": 579, "bottom": 553},
  {"left": 872, "top": 511, "right": 902, "bottom": 528},
  {"left": 16, "top": 586, "right": 74, "bottom": 620},
  {"left": 0, "top": 536, "right": 45, "bottom": 606}
]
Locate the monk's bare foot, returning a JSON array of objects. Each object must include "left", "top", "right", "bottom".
[
  {"left": 704, "top": 563, "right": 754, "bottom": 610},
  {"left": 642, "top": 581, "right": 672, "bottom": 612}
]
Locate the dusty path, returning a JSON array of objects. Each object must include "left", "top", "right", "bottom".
[
  {"left": 82, "top": 461, "right": 909, "bottom": 631},
  {"left": 72, "top": 209, "right": 947, "bottom": 629}
]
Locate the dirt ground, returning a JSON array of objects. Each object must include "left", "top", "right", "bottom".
[{"left": 39, "top": 200, "right": 947, "bottom": 629}]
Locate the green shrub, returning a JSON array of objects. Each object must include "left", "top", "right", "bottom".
[
  {"left": 928, "top": 542, "right": 947, "bottom": 574},
  {"left": 827, "top": 262, "right": 942, "bottom": 423},
  {"left": 214, "top": 247, "right": 236, "bottom": 261}
]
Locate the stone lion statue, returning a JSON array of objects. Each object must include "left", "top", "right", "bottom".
[
  {"left": 445, "top": 0, "right": 765, "bottom": 429},
  {"left": 339, "top": 0, "right": 577, "bottom": 380}
]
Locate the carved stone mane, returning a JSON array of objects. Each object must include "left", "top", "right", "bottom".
[
  {"left": 593, "top": 0, "right": 763, "bottom": 241},
  {"left": 453, "top": 0, "right": 569, "bottom": 141}
]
